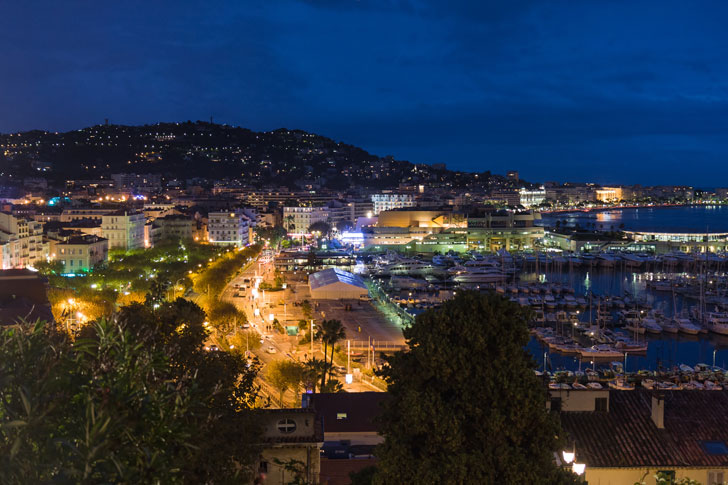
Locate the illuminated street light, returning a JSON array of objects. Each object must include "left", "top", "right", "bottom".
[{"left": 562, "top": 450, "right": 575, "bottom": 464}]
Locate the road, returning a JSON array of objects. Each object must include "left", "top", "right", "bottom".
[{"left": 222, "top": 256, "right": 387, "bottom": 396}]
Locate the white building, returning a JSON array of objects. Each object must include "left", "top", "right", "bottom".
[
  {"left": 0, "top": 212, "right": 46, "bottom": 269},
  {"left": 308, "top": 268, "right": 369, "bottom": 300},
  {"left": 519, "top": 187, "right": 546, "bottom": 207},
  {"left": 101, "top": 211, "right": 146, "bottom": 250},
  {"left": 371, "top": 193, "right": 415, "bottom": 215},
  {"left": 282, "top": 206, "right": 330, "bottom": 236},
  {"left": 208, "top": 210, "right": 251, "bottom": 246}
]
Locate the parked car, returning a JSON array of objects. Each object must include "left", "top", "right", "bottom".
[{"left": 266, "top": 346, "right": 277, "bottom": 354}]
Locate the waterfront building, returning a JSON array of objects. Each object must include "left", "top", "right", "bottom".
[
  {"left": 308, "top": 268, "right": 368, "bottom": 300},
  {"left": 624, "top": 230, "right": 728, "bottom": 253},
  {"left": 371, "top": 193, "right": 414, "bottom": 215},
  {"left": 363, "top": 209, "right": 543, "bottom": 253},
  {"left": 0, "top": 211, "right": 46, "bottom": 269},
  {"left": 207, "top": 209, "right": 251, "bottom": 246},
  {"left": 519, "top": 186, "right": 546, "bottom": 207},
  {"left": 101, "top": 211, "right": 145, "bottom": 250},
  {"left": 53, "top": 234, "right": 108, "bottom": 273},
  {"left": 595, "top": 187, "right": 623, "bottom": 203}
]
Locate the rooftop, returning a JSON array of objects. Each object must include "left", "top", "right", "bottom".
[
  {"left": 561, "top": 390, "right": 728, "bottom": 468},
  {"left": 308, "top": 268, "right": 367, "bottom": 291}
]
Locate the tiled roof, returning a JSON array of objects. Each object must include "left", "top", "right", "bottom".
[
  {"left": 561, "top": 390, "right": 728, "bottom": 468},
  {"left": 307, "top": 392, "right": 388, "bottom": 434},
  {"left": 0, "top": 270, "right": 54, "bottom": 325}
]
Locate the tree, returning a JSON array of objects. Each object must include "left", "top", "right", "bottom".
[
  {"left": 267, "top": 360, "right": 305, "bottom": 406},
  {"left": 315, "top": 319, "right": 346, "bottom": 389},
  {"left": 307, "top": 221, "right": 331, "bottom": 237},
  {"left": 373, "top": 291, "right": 578, "bottom": 484},
  {"left": 302, "top": 357, "right": 329, "bottom": 393},
  {"left": 0, "top": 299, "right": 263, "bottom": 484}
]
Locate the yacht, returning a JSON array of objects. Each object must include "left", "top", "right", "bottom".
[
  {"left": 451, "top": 268, "right": 507, "bottom": 284},
  {"left": 705, "top": 312, "right": 728, "bottom": 335},
  {"left": 673, "top": 315, "right": 701, "bottom": 335},
  {"left": 597, "top": 253, "right": 618, "bottom": 267},
  {"left": 579, "top": 345, "right": 624, "bottom": 359}
]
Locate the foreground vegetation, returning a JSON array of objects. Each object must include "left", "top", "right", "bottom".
[
  {"left": 0, "top": 299, "right": 262, "bottom": 484},
  {"left": 361, "top": 292, "right": 579, "bottom": 484}
]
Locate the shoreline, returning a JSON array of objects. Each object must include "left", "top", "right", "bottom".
[{"left": 540, "top": 201, "right": 726, "bottom": 215}]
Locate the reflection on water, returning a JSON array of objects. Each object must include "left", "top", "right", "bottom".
[{"left": 540, "top": 205, "right": 728, "bottom": 233}]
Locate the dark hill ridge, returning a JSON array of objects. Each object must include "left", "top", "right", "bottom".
[{"left": 0, "top": 121, "right": 506, "bottom": 190}]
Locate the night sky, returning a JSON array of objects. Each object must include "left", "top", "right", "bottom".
[{"left": 2, "top": 1, "right": 728, "bottom": 186}]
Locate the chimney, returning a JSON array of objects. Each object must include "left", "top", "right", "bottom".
[{"left": 651, "top": 394, "right": 665, "bottom": 429}]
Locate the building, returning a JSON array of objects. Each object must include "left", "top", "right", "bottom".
[
  {"left": 308, "top": 268, "right": 369, "bottom": 300},
  {"left": 555, "top": 389, "right": 728, "bottom": 485},
  {"left": 256, "top": 409, "right": 322, "bottom": 485},
  {"left": 519, "top": 187, "right": 546, "bottom": 207},
  {"left": 207, "top": 209, "right": 250, "bottom": 246},
  {"left": 506, "top": 170, "right": 519, "bottom": 182},
  {"left": 111, "top": 173, "right": 162, "bottom": 192},
  {"left": 595, "top": 187, "right": 623, "bottom": 203},
  {"left": 371, "top": 193, "right": 415, "bottom": 215},
  {"left": 0, "top": 269, "right": 54, "bottom": 325},
  {"left": 61, "top": 208, "right": 116, "bottom": 223},
  {"left": 53, "top": 235, "right": 108, "bottom": 273},
  {"left": 488, "top": 189, "right": 521, "bottom": 206},
  {"left": 101, "top": 211, "right": 145, "bottom": 250},
  {"left": 150, "top": 214, "right": 197, "bottom": 244},
  {"left": 623, "top": 230, "right": 728, "bottom": 254},
  {"left": 377, "top": 209, "right": 466, "bottom": 229},
  {"left": 0, "top": 211, "right": 46, "bottom": 269},
  {"left": 282, "top": 206, "right": 329, "bottom": 236},
  {"left": 303, "top": 393, "right": 386, "bottom": 484}
]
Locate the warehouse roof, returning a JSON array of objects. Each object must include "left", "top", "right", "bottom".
[{"left": 309, "top": 268, "right": 367, "bottom": 291}]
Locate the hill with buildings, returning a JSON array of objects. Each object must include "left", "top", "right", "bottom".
[{"left": 0, "top": 121, "right": 515, "bottom": 191}]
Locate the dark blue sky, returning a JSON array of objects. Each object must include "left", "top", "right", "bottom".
[{"left": 2, "top": 1, "right": 728, "bottom": 186}]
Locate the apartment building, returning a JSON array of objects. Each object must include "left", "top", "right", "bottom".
[
  {"left": 101, "top": 211, "right": 145, "bottom": 250},
  {"left": 207, "top": 210, "right": 251, "bottom": 246},
  {"left": 0, "top": 212, "right": 46, "bottom": 269},
  {"left": 371, "top": 193, "right": 415, "bottom": 215}
]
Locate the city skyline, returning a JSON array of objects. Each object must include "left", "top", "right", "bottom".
[{"left": 3, "top": 2, "right": 728, "bottom": 186}]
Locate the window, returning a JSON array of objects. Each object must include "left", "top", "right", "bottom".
[
  {"left": 550, "top": 398, "right": 562, "bottom": 412},
  {"left": 657, "top": 470, "right": 675, "bottom": 484},
  {"left": 336, "top": 413, "right": 347, "bottom": 420},
  {"left": 702, "top": 441, "right": 728, "bottom": 455},
  {"left": 708, "top": 471, "right": 725, "bottom": 485},
  {"left": 595, "top": 397, "right": 608, "bottom": 412},
  {"left": 277, "top": 418, "right": 296, "bottom": 434}
]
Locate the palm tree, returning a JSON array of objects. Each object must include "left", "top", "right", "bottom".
[
  {"left": 303, "top": 357, "right": 329, "bottom": 393},
  {"left": 318, "top": 319, "right": 346, "bottom": 388}
]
